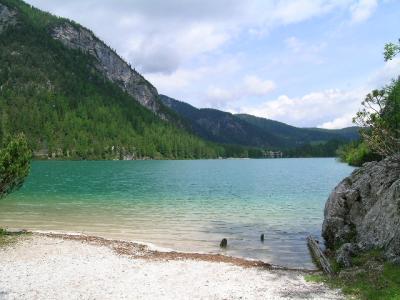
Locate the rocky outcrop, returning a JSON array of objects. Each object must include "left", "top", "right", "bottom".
[
  {"left": 0, "top": 3, "right": 17, "bottom": 34},
  {"left": 322, "top": 155, "right": 400, "bottom": 263},
  {"left": 51, "top": 22, "right": 165, "bottom": 118}
]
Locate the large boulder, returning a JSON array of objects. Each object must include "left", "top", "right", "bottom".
[{"left": 322, "top": 155, "right": 400, "bottom": 263}]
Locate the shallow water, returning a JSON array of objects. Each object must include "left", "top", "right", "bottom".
[{"left": 0, "top": 158, "right": 353, "bottom": 268}]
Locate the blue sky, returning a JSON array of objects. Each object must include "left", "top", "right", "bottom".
[{"left": 26, "top": 0, "right": 400, "bottom": 128}]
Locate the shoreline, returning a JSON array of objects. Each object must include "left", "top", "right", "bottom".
[
  {"left": 11, "top": 229, "right": 318, "bottom": 272},
  {"left": 30, "top": 157, "right": 339, "bottom": 161},
  {"left": 0, "top": 231, "right": 343, "bottom": 299}
]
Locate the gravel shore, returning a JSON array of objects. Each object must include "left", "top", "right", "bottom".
[{"left": 0, "top": 234, "right": 343, "bottom": 300}]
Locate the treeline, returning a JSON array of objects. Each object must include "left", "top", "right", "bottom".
[{"left": 285, "top": 140, "right": 349, "bottom": 158}]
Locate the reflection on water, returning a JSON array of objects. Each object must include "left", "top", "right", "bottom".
[{"left": 0, "top": 158, "right": 353, "bottom": 268}]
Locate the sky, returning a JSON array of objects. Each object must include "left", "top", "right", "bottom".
[{"left": 26, "top": 0, "right": 400, "bottom": 128}]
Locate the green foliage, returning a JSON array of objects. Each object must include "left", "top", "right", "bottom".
[
  {"left": 384, "top": 39, "right": 400, "bottom": 61},
  {"left": 353, "top": 79, "right": 400, "bottom": 158},
  {"left": 306, "top": 250, "right": 400, "bottom": 300},
  {"left": 336, "top": 141, "right": 381, "bottom": 166},
  {"left": 285, "top": 140, "right": 348, "bottom": 158},
  {"left": 0, "top": 229, "right": 31, "bottom": 247},
  {"left": 0, "top": 133, "right": 31, "bottom": 198},
  {"left": 339, "top": 40, "right": 400, "bottom": 166},
  {"left": 350, "top": 40, "right": 400, "bottom": 162}
]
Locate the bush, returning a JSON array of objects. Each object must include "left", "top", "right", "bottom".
[
  {"left": 0, "top": 133, "right": 31, "bottom": 198},
  {"left": 337, "top": 142, "right": 380, "bottom": 166}
]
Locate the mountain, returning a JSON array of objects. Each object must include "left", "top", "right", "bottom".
[
  {"left": 236, "top": 114, "right": 360, "bottom": 145},
  {"left": 160, "top": 95, "right": 284, "bottom": 148},
  {"left": 0, "top": 0, "right": 231, "bottom": 159},
  {"left": 161, "top": 95, "right": 359, "bottom": 149},
  {"left": 0, "top": 0, "right": 359, "bottom": 160}
]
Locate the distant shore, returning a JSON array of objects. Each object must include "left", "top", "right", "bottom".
[{"left": 0, "top": 232, "right": 343, "bottom": 299}]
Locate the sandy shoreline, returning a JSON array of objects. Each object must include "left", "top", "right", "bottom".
[{"left": 0, "top": 232, "right": 343, "bottom": 299}]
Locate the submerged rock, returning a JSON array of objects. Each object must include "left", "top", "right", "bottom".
[
  {"left": 220, "top": 238, "right": 227, "bottom": 248},
  {"left": 322, "top": 155, "right": 400, "bottom": 263}
]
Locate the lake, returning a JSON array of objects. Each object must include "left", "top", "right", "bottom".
[{"left": 0, "top": 158, "right": 354, "bottom": 268}]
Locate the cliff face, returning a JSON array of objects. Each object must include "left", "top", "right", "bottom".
[
  {"left": 0, "top": 3, "right": 16, "bottom": 33},
  {"left": 51, "top": 22, "right": 165, "bottom": 119},
  {"left": 322, "top": 156, "right": 400, "bottom": 263}
]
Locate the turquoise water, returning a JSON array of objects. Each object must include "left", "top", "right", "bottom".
[{"left": 0, "top": 158, "right": 353, "bottom": 268}]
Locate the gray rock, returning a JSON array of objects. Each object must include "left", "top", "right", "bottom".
[
  {"left": 322, "top": 155, "right": 400, "bottom": 262},
  {"left": 0, "top": 3, "right": 17, "bottom": 34},
  {"left": 335, "top": 243, "right": 359, "bottom": 267},
  {"left": 51, "top": 22, "right": 166, "bottom": 119}
]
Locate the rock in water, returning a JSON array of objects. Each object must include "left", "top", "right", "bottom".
[
  {"left": 220, "top": 238, "right": 227, "bottom": 248},
  {"left": 322, "top": 155, "right": 400, "bottom": 263}
]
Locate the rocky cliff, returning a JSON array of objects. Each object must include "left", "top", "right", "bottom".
[
  {"left": 0, "top": 3, "right": 16, "bottom": 33},
  {"left": 322, "top": 155, "right": 400, "bottom": 264},
  {"left": 51, "top": 22, "right": 166, "bottom": 119}
]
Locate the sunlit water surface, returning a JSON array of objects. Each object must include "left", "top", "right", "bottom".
[{"left": 0, "top": 158, "right": 354, "bottom": 268}]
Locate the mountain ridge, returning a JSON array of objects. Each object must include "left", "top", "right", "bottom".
[{"left": 160, "top": 95, "right": 359, "bottom": 149}]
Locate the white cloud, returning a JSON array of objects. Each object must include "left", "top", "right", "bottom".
[
  {"left": 25, "top": 0, "right": 362, "bottom": 74},
  {"left": 146, "top": 58, "right": 241, "bottom": 95},
  {"left": 319, "top": 113, "right": 355, "bottom": 129},
  {"left": 270, "top": 0, "right": 339, "bottom": 25},
  {"left": 367, "top": 57, "right": 400, "bottom": 86},
  {"left": 283, "top": 36, "right": 327, "bottom": 66},
  {"left": 285, "top": 36, "right": 326, "bottom": 54},
  {"left": 285, "top": 36, "right": 303, "bottom": 53},
  {"left": 202, "top": 75, "right": 276, "bottom": 108},
  {"left": 235, "top": 57, "right": 400, "bottom": 129},
  {"left": 243, "top": 75, "right": 276, "bottom": 96},
  {"left": 125, "top": 23, "right": 230, "bottom": 74},
  {"left": 205, "top": 87, "right": 234, "bottom": 106},
  {"left": 238, "top": 88, "right": 366, "bottom": 128},
  {"left": 350, "top": 0, "right": 378, "bottom": 23}
]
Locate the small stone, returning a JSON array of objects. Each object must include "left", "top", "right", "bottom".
[
  {"left": 220, "top": 238, "right": 227, "bottom": 248},
  {"left": 260, "top": 234, "right": 264, "bottom": 242}
]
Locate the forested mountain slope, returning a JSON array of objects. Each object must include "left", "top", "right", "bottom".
[
  {"left": 237, "top": 114, "right": 359, "bottom": 145},
  {"left": 161, "top": 95, "right": 359, "bottom": 149},
  {"left": 160, "top": 95, "right": 284, "bottom": 148},
  {"left": 0, "top": 0, "right": 226, "bottom": 159}
]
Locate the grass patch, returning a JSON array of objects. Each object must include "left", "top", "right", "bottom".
[
  {"left": 0, "top": 228, "right": 30, "bottom": 247},
  {"left": 306, "top": 250, "right": 400, "bottom": 300}
]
